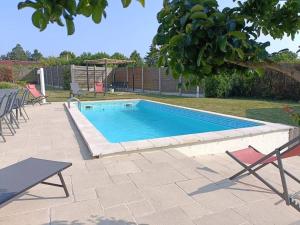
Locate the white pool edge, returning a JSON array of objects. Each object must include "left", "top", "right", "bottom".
[{"left": 65, "top": 99, "right": 294, "bottom": 157}]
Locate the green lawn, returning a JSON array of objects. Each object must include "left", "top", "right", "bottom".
[{"left": 47, "top": 89, "right": 300, "bottom": 126}]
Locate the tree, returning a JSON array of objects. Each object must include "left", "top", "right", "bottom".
[
  {"left": 7, "top": 44, "right": 28, "bottom": 61},
  {"left": 130, "top": 50, "right": 143, "bottom": 66},
  {"left": 93, "top": 52, "right": 110, "bottom": 59},
  {"left": 18, "top": 0, "right": 145, "bottom": 35},
  {"left": 270, "top": 49, "right": 299, "bottom": 63},
  {"left": 111, "top": 52, "right": 128, "bottom": 60},
  {"left": 31, "top": 49, "right": 43, "bottom": 61},
  {"left": 59, "top": 51, "right": 76, "bottom": 60},
  {"left": 144, "top": 44, "right": 159, "bottom": 67},
  {"left": 153, "top": 0, "right": 300, "bottom": 85}
]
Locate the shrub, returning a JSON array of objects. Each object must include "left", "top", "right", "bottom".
[
  {"left": 63, "top": 69, "right": 71, "bottom": 90},
  {"left": 0, "top": 82, "right": 20, "bottom": 89},
  {"left": 230, "top": 71, "right": 257, "bottom": 97},
  {"left": 0, "top": 65, "right": 13, "bottom": 82},
  {"left": 204, "top": 73, "right": 232, "bottom": 98}
]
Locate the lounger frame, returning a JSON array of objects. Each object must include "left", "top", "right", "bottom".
[
  {"left": 226, "top": 136, "right": 300, "bottom": 212},
  {"left": 0, "top": 158, "right": 72, "bottom": 208}
]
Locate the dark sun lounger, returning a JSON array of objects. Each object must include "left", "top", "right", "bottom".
[{"left": 0, "top": 158, "right": 72, "bottom": 208}]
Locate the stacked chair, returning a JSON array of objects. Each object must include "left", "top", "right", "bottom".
[{"left": 0, "top": 89, "right": 30, "bottom": 142}]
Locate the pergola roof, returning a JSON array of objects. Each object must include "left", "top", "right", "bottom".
[{"left": 84, "top": 58, "right": 134, "bottom": 65}]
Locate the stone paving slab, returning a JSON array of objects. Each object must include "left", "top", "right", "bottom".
[{"left": 0, "top": 103, "right": 299, "bottom": 225}]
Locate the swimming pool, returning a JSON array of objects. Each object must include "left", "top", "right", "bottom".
[
  {"left": 66, "top": 99, "right": 292, "bottom": 157},
  {"left": 80, "top": 100, "right": 262, "bottom": 143}
]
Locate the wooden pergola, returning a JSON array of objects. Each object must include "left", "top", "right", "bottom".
[{"left": 84, "top": 58, "right": 135, "bottom": 95}]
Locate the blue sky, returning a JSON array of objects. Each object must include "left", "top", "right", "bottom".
[{"left": 0, "top": 0, "right": 299, "bottom": 58}]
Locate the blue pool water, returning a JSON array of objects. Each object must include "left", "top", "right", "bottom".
[{"left": 80, "top": 100, "right": 262, "bottom": 143}]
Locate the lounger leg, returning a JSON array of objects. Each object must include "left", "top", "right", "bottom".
[
  {"left": 22, "top": 107, "right": 29, "bottom": 120},
  {"left": 58, "top": 172, "right": 69, "bottom": 197},
  {"left": 227, "top": 151, "right": 286, "bottom": 201},
  {"left": 0, "top": 119, "right": 6, "bottom": 142},
  {"left": 276, "top": 152, "right": 290, "bottom": 205},
  {"left": 271, "top": 162, "right": 300, "bottom": 184},
  {"left": 10, "top": 112, "right": 19, "bottom": 128},
  {"left": 4, "top": 116, "right": 15, "bottom": 135}
]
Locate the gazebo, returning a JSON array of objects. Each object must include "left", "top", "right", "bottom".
[{"left": 84, "top": 58, "right": 135, "bottom": 95}]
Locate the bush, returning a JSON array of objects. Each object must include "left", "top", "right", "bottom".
[
  {"left": 0, "top": 82, "right": 20, "bottom": 89},
  {"left": 204, "top": 73, "right": 232, "bottom": 98},
  {"left": 0, "top": 65, "right": 13, "bottom": 82},
  {"left": 63, "top": 69, "right": 71, "bottom": 90}
]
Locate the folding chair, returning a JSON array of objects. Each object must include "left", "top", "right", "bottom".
[
  {"left": 226, "top": 136, "right": 300, "bottom": 212},
  {"left": 70, "top": 82, "right": 85, "bottom": 97},
  {"left": 94, "top": 82, "right": 104, "bottom": 96},
  {"left": 26, "top": 84, "right": 49, "bottom": 105}
]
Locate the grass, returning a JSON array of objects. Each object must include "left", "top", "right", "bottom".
[{"left": 46, "top": 89, "right": 300, "bottom": 126}]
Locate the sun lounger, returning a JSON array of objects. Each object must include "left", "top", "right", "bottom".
[
  {"left": 26, "top": 84, "right": 48, "bottom": 105},
  {"left": 226, "top": 136, "right": 300, "bottom": 212},
  {"left": 0, "top": 158, "right": 72, "bottom": 208}
]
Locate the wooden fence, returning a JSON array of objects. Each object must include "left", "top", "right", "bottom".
[
  {"left": 112, "top": 67, "right": 202, "bottom": 97},
  {"left": 41, "top": 65, "right": 202, "bottom": 97},
  {"left": 42, "top": 65, "right": 70, "bottom": 88}
]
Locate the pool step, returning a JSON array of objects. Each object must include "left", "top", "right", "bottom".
[{"left": 289, "top": 196, "right": 300, "bottom": 212}]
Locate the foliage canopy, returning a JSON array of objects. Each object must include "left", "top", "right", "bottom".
[
  {"left": 153, "top": 0, "right": 300, "bottom": 84},
  {"left": 18, "top": 0, "right": 145, "bottom": 35}
]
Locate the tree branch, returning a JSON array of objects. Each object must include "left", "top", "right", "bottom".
[{"left": 225, "top": 60, "right": 300, "bottom": 82}]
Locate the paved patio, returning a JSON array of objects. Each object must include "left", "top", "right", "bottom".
[{"left": 0, "top": 103, "right": 300, "bottom": 225}]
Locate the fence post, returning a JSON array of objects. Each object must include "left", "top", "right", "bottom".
[
  {"left": 51, "top": 66, "right": 54, "bottom": 87},
  {"left": 56, "top": 65, "right": 60, "bottom": 88},
  {"left": 141, "top": 66, "right": 144, "bottom": 92},
  {"left": 86, "top": 64, "right": 90, "bottom": 91},
  {"left": 44, "top": 68, "right": 48, "bottom": 86},
  {"left": 126, "top": 66, "right": 129, "bottom": 91},
  {"left": 196, "top": 86, "right": 200, "bottom": 98},
  {"left": 158, "top": 67, "right": 161, "bottom": 93},
  {"left": 71, "top": 65, "right": 75, "bottom": 83}
]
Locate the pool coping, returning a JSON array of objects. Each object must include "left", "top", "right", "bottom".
[{"left": 65, "top": 99, "right": 294, "bottom": 157}]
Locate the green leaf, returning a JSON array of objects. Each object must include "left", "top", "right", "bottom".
[
  {"left": 190, "top": 12, "right": 208, "bottom": 20},
  {"left": 18, "top": 0, "right": 40, "bottom": 10},
  {"left": 217, "top": 36, "right": 227, "bottom": 52},
  {"left": 255, "top": 67, "right": 264, "bottom": 76},
  {"left": 31, "top": 9, "right": 48, "bottom": 30},
  {"left": 66, "top": 0, "right": 76, "bottom": 14},
  {"left": 92, "top": 0, "right": 104, "bottom": 24},
  {"left": 138, "top": 0, "right": 145, "bottom": 7},
  {"left": 228, "top": 31, "right": 247, "bottom": 40},
  {"left": 122, "top": 0, "right": 132, "bottom": 8},
  {"left": 31, "top": 10, "right": 43, "bottom": 28},
  {"left": 65, "top": 18, "right": 75, "bottom": 35},
  {"left": 191, "top": 4, "right": 204, "bottom": 13},
  {"left": 55, "top": 18, "right": 64, "bottom": 26},
  {"left": 235, "top": 48, "right": 244, "bottom": 59}
]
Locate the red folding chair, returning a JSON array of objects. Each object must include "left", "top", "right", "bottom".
[
  {"left": 26, "top": 84, "right": 49, "bottom": 105},
  {"left": 226, "top": 136, "right": 300, "bottom": 212},
  {"left": 94, "top": 82, "right": 104, "bottom": 96}
]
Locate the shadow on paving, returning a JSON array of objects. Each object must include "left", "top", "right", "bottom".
[
  {"left": 44, "top": 217, "right": 148, "bottom": 225},
  {"left": 246, "top": 106, "right": 300, "bottom": 126}
]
